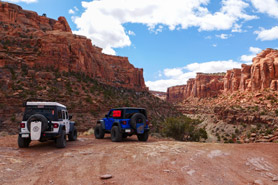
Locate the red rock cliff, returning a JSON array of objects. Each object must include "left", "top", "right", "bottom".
[
  {"left": 167, "top": 48, "right": 278, "bottom": 102},
  {"left": 0, "top": 2, "right": 147, "bottom": 91},
  {"left": 167, "top": 73, "right": 225, "bottom": 101}
]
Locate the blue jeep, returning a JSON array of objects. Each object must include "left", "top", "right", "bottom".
[{"left": 94, "top": 107, "right": 150, "bottom": 142}]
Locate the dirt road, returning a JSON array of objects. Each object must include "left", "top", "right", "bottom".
[{"left": 0, "top": 135, "right": 278, "bottom": 185}]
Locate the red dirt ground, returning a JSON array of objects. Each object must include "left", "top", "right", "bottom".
[{"left": 0, "top": 135, "right": 278, "bottom": 185}]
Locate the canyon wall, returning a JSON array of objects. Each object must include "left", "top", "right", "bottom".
[
  {"left": 0, "top": 2, "right": 147, "bottom": 91},
  {"left": 167, "top": 48, "right": 278, "bottom": 102},
  {"left": 167, "top": 73, "right": 225, "bottom": 102}
]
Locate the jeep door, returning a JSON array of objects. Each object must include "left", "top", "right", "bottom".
[
  {"left": 104, "top": 110, "right": 114, "bottom": 130},
  {"left": 62, "top": 110, "right": 70, "bottom": 134}
]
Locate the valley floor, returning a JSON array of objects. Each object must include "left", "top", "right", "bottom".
[{"left": 0, "top": 135, "right": 277, "bottom": 185}]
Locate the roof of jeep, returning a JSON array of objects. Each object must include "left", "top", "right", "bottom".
[
  {"left": 113, "top": 107, "right": 146, "bottom": 110},
  {"left": 26, "top": 102, "right": 66, "bottom": 108}
]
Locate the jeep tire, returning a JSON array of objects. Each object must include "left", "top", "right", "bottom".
[
  {"left": 111, "top": 126, "right": 122, "bottom": 142},
  {"left": 56, "top": 130, "right": 66, "bottom": 148},
  {"left": 137, "top": 131, "right": 149, "bottom": 142},
  {"left": 68, "top": 126, "right": 77, "bottom": 141},
  {"left": 27, "top": 114, "right": 48, "bottom": 133},
  {"left": 94, "top": 124, "right": 105, "bottom": 139},
  {"left": 129, "top": 113, "right": 146, "bottom": 129},
  {"left": 18, "top": 135, "right": 31, "bottom": 148}
]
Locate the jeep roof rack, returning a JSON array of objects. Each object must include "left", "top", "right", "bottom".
[
  {"left": 26, "top": 102, "right": 66, "bottom": 108},
  {"left": 114, "top": 107, "right": 146, "bottom": 110}
]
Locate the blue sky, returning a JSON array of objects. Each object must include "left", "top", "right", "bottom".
[{"left": 5, "top": 0, "right": 278, "bottom": 91}]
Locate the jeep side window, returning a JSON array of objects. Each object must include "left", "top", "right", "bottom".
[
  {"left": 65, "top": 111, "right": 68, "bottom": 119},
  {"left": 58, "top": 110, "right": 62, "bottom": 120},
  {"left": 108, "top": 111, "right": 113, "bottom": 117},
  {"left": 62, "top": 111, "right": 65, "bottom": 119}
]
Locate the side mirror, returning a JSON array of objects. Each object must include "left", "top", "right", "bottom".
[
  {"left": 69, "top": 115, "right": 73, "bottom": 120},
  {"left": 105, "top": 114, "right": 108, "bottom": 118}
]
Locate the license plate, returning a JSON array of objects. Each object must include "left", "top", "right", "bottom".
[
  {"left": 125, "top": 129, "right": 131, "bottom": 133},
  {"left": 21, "top": 134, "right": 29, "bottom": 138}
]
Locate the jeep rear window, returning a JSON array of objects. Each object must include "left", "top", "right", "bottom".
[
  {"left": 113, "top": 110, "right": 122, "bottom": 118},
  {"left": 125, "top": 109, "right": 147, "bottom": 119},
  {"left": 23, "top": 107, "right": 56, "bottom": 121}
]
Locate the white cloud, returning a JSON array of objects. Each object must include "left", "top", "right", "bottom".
[
  {"left": 69, "top": 9, "right": 75, "bottom": 14},
  {"left": 240, "top": 47, "right": 261, "bottom": 63},
  {"left": 250, "top": 0, "right": 278, "bottom": 18},
  {"left": 73, "top": 0, "right": 256, "bottom": 54},
  {"left": 127, "top": 30, "right": 136, "bottom": 36},
  {"left": 232, "top": 23, "right": 245, "bottom": 32},
  {"left": 212, "top": 44, "right": 217, "bottom": 47},
  {"left": 216, "top": 33, "right": 231, "bottom": 39},
  {"left": 4, "top": 0, "right": 37, "bottom": 3},
  {"left": 74, "top": 6, "right": 79, "bottom": 12},
  {"left": 255, "top": 26, "right": 278, "bottom": 41},
  {"left": 146, "top": 60, "right": 242, "bottom": 91}
]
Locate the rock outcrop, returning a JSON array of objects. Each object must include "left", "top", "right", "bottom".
[
  {"left": 0, "top": 2, "right": 147, "bottom": 91},
  {"left": 167, "top": 73, "right": 225, "bottom": 101},
  {"left": 167, "top": 49, "right": 278, "bottom": 102}
]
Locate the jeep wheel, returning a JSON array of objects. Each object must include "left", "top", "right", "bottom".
[
  {"left": 68, "top": 126, "right": 77, "bottom": 141},
  {"left": 18, "top": 135, "right": 31, "bottom": 148},
  {"left": 94, "top": 124, "right": 105, "bottom": 139},
  {"left": 111, "top": 126, "right": 122, "bottom": 142},
  {"left": 137, "top": 131, "right": 149, "bottom": 142},
  {"left": 56, "top": 130, "right": 66, "bottom": 148}
]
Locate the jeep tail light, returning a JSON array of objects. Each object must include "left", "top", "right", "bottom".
[
  {"left": 146, "top": 120, "right": 149, "bottom": 125},
  {"left": 53, "top": 123, "right": 59, "bottom": 128},
  {"left": 20, "top": 123, "right": 25, "bottom": 128},
  {"left": 121, "top": 121, "right": 127, "bottom": 125}
]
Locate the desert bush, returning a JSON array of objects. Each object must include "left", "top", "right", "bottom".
[{"left": 161, "top": 116, "right": 206, "bottom": 141}]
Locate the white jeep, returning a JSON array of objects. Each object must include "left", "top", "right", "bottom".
[{"left": 18, "top": 102, "right": 77, "bottom": 148}]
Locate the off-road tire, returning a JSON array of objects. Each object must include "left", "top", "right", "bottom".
[
  {"left": 56, "top": 130, "right": 66, "bottom": 148},
  {"left": 94, "top": 124, "right": 105, "bottom": 139},
  {"left": 27, "top": 114, "right": 48, "bottom": 133},
  {"left": 68, "top": 126, "right": 77, "bottom": 141},
  {"left": 129, "top": 113, "right": 146, "bottom": 129},
  {"left": 137, "top": 131, "right": 149, "bottom": 142},
  {"left": 111, "top": 126, "right": 122, "bottom": 142},
  {"left": 18, "top": 135, "right": 31, "bottom": 148}
]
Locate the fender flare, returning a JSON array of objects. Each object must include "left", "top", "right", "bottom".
[
  {"left": 112, "top": 121, "right": 121, "bottom": 130},
  {"left": 69, "top": 121, "right": 75, "bottom": 133},
  {"left": 97, "top": 120, "right": 105, "bottom": 130}
]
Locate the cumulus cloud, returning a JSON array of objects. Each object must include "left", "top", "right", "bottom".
[
  {"left": 146, "top": 60, "right": 242, "bottom": 91},
  {"left": 250, "top": 0, "right": 278, "bottom": 18},
  {"left": 73, "top": 0, "right": 256, "bottom": 54},
  {"left": 240, "top": 47, "right": 262, "bottom": 64},
  {"left": 216, "top": 33, "right": 231, "bottom": 39},
  {"left": 255, "top": 26, "right": 278, "bottom": 41},
  {"left": 69, "top": 9, "right": 75, "bottom": 14},
  {"left": 4, "top": 0, "right": 37, "bottom": 3},
  {"left": 127, "top": 30, "right": 136, "bottom": 36}
]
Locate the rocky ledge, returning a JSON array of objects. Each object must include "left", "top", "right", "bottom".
[
  {"left": 0, "top": 2, "right": 147, "bottom": 91},
  {"left": 167, "top": 49, "right": 278, "bottom": 102}
]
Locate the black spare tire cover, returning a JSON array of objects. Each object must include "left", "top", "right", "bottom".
[
  {"left": 27, "top": 114, "right": 49, "bottom": 133},
  {"left": 129, "top": 113, "right": 146, "bottom": 129}
]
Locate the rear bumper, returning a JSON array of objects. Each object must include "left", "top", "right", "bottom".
[
  {"left": 120, "top": 128, "right": 150, "bottom": 134},
  {"left": 19, "top": 132, "right": 61, "bottom": 140}
]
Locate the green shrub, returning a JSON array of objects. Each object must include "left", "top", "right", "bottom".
[{"left": 161, "top": 116, "right": 205, "bottom": 141}]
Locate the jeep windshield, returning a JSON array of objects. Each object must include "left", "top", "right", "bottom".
[{"left": 23, "top": 106, "right": 56, "bottom": 121}]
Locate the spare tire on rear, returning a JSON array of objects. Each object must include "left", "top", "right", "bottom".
[
  {"left": 27, "top": 114, "right": 49, "bottom": 133},
  {"left": 129, "top": 113, "right": 146, "bottom": 129}
]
